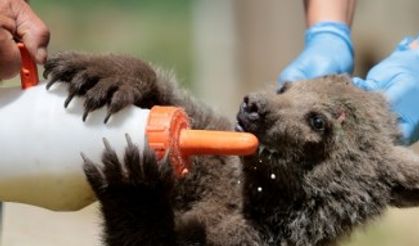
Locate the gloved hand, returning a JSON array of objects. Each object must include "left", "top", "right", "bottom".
[
  {"left": 278, "top": 21, "right": 354, "bottom": 84},
  {"left": 353, "top": 36, "right": 419, "bottom": 144}
]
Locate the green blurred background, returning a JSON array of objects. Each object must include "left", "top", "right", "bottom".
[
  {"left": 3, "top": 0, "right": 419, "bottom": 245},
  {"left": 32, "top": 0, "right": 195, "bottom": 86}
]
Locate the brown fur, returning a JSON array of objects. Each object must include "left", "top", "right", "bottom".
[{"left": 44, "top": 52, "right": 419, "bottom": 246}]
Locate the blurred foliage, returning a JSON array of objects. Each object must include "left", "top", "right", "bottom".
[{"left": 29, "top": 0, "right": 194, "bottom": 86}]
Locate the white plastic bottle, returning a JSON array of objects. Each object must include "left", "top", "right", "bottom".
[
  {"left": 0, "top": 82, "right": 259, "bottom": 211},
  {"left": 0, "top": 83, "right": 150, "bottom": 211},
  {"left": 0, "top": 44, "right": 259, "bottom": 212}
]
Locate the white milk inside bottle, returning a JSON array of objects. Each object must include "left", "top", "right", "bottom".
[{"left": 0, "top": 83, "right": 150, "bottom": 211}]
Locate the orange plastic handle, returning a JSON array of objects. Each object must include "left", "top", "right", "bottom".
[{"left": 17, "top": 42, "right": 39, "bottom": 89}]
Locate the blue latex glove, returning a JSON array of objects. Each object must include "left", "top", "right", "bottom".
[
  {"left": 353, "top": 36, "right": 419, "bottom": 145},
  {"left": 278, "top": 21, "right": 354, "bottom": 84}
]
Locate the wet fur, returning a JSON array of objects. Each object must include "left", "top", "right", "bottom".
[{"left": 44, "top": 52, "right": 419, "bottom": 246}]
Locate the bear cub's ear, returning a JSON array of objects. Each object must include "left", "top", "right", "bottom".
[{"left": 385, "top": 146, "right": 419, "bottom": 208}]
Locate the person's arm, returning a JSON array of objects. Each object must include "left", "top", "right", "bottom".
[
  {"left": 278, "top": 0, "right": 356, "bottom": 84},
  {"left": 0, "top": 0, "right": 49, "bottom": 80},
  {"left": 304, "top": 0, "right": 356, "bottom": 27}
]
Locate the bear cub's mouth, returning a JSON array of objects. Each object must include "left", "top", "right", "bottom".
[{"left": 236, "top": 110, "right": 279, "bottom": 159}]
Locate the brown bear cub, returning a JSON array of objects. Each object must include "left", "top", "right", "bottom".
[{"left": 44, "top": 52, "right": 419, "bottom": 246}]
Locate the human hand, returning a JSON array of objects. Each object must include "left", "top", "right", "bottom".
[
  {"left": 0, "top": 0, "right": 49, "bottom": 80},
  {"left": 278, "top": 22, "right": 354, "bottom": 84},
  {"left": 353, "top": 36, "right": 419, "bottom": 144}
]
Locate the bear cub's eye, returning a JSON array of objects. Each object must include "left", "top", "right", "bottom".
[
  {"left": 276, "top": 82, "right": 290, "bottom": 94},
  {"left": 309, "top": 114, "right": 327, "bottom": 132}
]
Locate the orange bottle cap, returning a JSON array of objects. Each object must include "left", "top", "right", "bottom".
[
  {"left": 146, "top": 106, "right": 190, "bottom": 177},
  {"left": 146, "top": 106, "right": 259, "bottom": 177},
  {"left": 17, "top": 42, "right": 39, "bottom": 89}
]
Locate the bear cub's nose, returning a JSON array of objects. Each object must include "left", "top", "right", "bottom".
[
  {"left": 241, "top": 96, "right": 261, "bottom": 121},
  {"left": 236, "top": 95, "right": 264, "bottom": 132}
]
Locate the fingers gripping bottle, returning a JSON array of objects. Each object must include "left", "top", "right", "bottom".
[{"left": 0, "top": 44, "right": 258, "bottom": 211}]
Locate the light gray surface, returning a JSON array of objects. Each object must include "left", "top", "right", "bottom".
[
  {"left": 1, "top": 202, "right": 100, "bottom": 246},
  {"left": 0, "top": 202, "right": 2, "bottom": 245}
]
